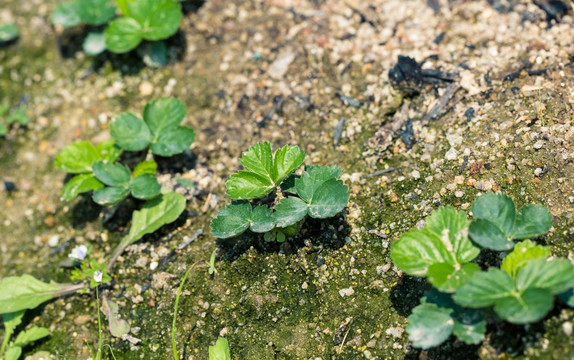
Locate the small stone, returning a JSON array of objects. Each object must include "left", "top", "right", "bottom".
[
  {"left": 534, "top": 168, "right": 543, "bottom": 176},
  {"left": 339, "top": 287, "right": 355, "bottom": 297},
  {"left": 445, "top": 148, "right": 459, "bottom": 161},
  {"left": 74, "top": 314, "right": 91, "bottom": 325},
  {"left": 455, "top": 191, "right": 464, "bottom": 198},
  {"left": 563, "top": 322, "right": 572, "bottom": 336},
  {"left": 48, "top": 235, "right": 59, "bottom": 247},
  {"left": 533, "top": 140, "right": 544, "bottom": 150},
  {"left": 367, "top": 339, "right": 377, "bottom": 348},
  {"left": 302, "top": 282, "right": 308, "bottom": 290},
  {"left": 139, "top": 81, "right": 154, "bottom": 96},
  {"left": 149, "top": 261, "right": 158, "bottom": 271},
  {"left": 411, "top": 170, "right": 420, "bottom": 179}
]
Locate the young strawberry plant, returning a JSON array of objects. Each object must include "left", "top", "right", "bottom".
[
  {"left": 391, "top": 192, "right": 572, "bottom": 349},
  {"left": 0, "top": 105, "right": 29, "bottom": 137},
  {"left": 210, "top": 142, "right": 349, "bottom": 241},
  {"left": 50, "top": 0, "right": 183, "bottom": 66}
]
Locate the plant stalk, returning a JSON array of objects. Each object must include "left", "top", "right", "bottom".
[{"left": 172, "top": 262, "right": 197, "bottom": 360}]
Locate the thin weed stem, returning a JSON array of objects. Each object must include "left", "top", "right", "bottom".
[{"left": 172, "top": 262, "right": 198, "bottom": 360}]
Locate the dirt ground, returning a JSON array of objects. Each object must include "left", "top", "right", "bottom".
[{"left": 1, "top": 0, "right": 574, "bottom": 359}]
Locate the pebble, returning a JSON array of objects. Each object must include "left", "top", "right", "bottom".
[
  {"left": 268, "top": 48, "right": 295, "bottom": 79},
  {"left": 533, "top": 140, "right": 544, "bottom": 150},
  {"left": 47, "top": 235, "right": 59, "bottom": 247},
  {"left": 445, "top": 148, "right": 459, "bottom": 161},
  {"left": 139, "top": 81, "right": 154, "bottom": 96},
  {"left": 562, "top": 321, "right": 572, "bottom": 336},
  {"left": 534, "top": 168, "right": 543, "bottom": 177},
  {"left": 149, "top": 261, "right": 158, "bottom": 271},
  {"left": 339, "top": 287, "right": 355, "bottom": 297},
  {"left": 411, "top": 170, "right": 420, "bottom": 179}
]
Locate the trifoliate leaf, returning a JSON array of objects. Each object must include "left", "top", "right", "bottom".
[
  {"left": 391, "top": 207, "right": 479, "bottom": 292},
  {"left": 92, "top": 161, "right": 131, "bottom": 187},
  {"left": 50, "top": 1, "right": 83, "bottom": 28},
  {"left": 128, "top": 0, "right": 183, "bottom": 41},
  {"left": 92, "top": 186, "right": 130, "bottom": 206},
  {"left": 469, "top": 193, "right": 552, "bottom": 250},
  {"left": 129, "top": 174, "right": 161, "bottom": 200},
  {"left": 62, "top": 174, "right": 105, "bottom": 200},
  {"left": 406, "top": 302, "right": 454, "bottom": 349},
  {"left": 105, "top": 17, "right": 143, "bottom": 53},
  {"left": 273, "top": 144, "right": 305, "bottom": 184},
  {"left": 110, "top": 98, "right": 194, "bottom": 156},
  {"left": 501, "top": 240, "right": 550, "bottom": 279},
  {"left": 110, "top": 112, "right": 152, "bottom": 151},
  {"left": 55, "top": 141, "right": 101, "bottom": 174},
  {"left": 133, "top": 160, "right": 157, "bottom": 177},
  {"left": 83, "top": 32, "right": 107, "bottom": 56},
  {"left": 272, "top": 197, "right": 308, "bottom": 228},
  {"left": 13, "top": 326, "right": 50, "bottom": 347},
  {"left": 95, "top": 140, "right": 122, "bottom": 162},
  {"left": 0, "top": 275, "right": 73, "bottom": 313}
]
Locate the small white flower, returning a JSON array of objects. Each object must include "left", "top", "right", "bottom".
[
  {"left": 93, "top": 271, "right": 103, "bottom": 283},
  {"left": 68, "top": 245, "right": 88, "bottom": 260}
]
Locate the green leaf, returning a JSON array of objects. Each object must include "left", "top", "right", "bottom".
[
  {"left": 210, "top": 202, "right": 251, "bottom": 238},
  {"left": 209, "top": 337, "right": 231, "bottom": 360},
  {"left": 272, "top": 197, "right": 308, "bottom": 228},
  {"left": 151, "top": 126, "right": 195, "bottom": 156},
  {"left": 2, "top": 311, "right": 25, "bottom": 350},
  {"left": 272, "top": 144, "right": 305, "bottom": 184},
  {"left": 133, "top": 160, "right": 157, "bottom": 177},
  {"left": 422, "top": 289, "right": 486, "bottom": 345},
  {"left": 102, "top": 297, "right": 130, "bottom": 338},
  {"left": 61, "top": 174, "right": 105, "bottom": 200},
  {"left": 116, "top": 0, "right": 133, "bottom": 16},
  {"left": 512, "top": 205, "right": 553, "bottom": 239},
  {"left": 125, "top": 192, "right": 186, "bottom": 244},
  {"left": 77, "top": 0, "right": 116, "bottom": 26},
  {"left": 239, "top": 142, "right": 274, "bottom": 179},
  {"left": 306, "top": 178, "right": 349, "bottom": 219},
  {"left": 6, "top": 108, "right": 28, "bottom": 126},
  {"left": 4, "top": 346, "right": 22, "bottom": 360},
  {"left": 406, "top": 302, "right": 454, "bottom": 349},
  {"left": 0, "top": 24, "right": 18, "bottom": 42},
  {"left": 469, "top": 193, "right": 552, "bottom": 250},
  {"left": 92, "top": 187, "right": 130, "bottom": 206},
  {"left": 453, "top": 268, "right": 515, "bottom": 308},
  {"left": 128, "top": 0, "right": 183, "bottom": 41},
  {"left": 83, "top": 32, "right": 107, "bottom": 56},
  {"left": 110, "top": 112, "right": 152, "bottom": 151},
  {"left": 129, "top": 174, "right": 161, "bottom": 200},
  {"left": 250, "top": 205, "right": 275, "bottom": 233},
  {"left": 92, "top": 161, "right": 130, "bottom": 187},
  {"left": 391, "top": 207, "right": 479, "bottom": 282},
  {"left": 0, "top": 275, "right": 72, "bottom": 313},
  {"left": 143, "top": 97, "right": 186, "bottom": 136},
  {"left": 501, "top": 240, "right": 550, "bottom": 279},
  {"left": 0, "top": 122, "right": 6, "bottom": 137},
  {"left": 55, "top": 141, "right": 101, "bottom": 174},
  {"left": 50, "top": 1, "right": 83, "bottom": 28},
  {"left": 494, "top": 288, "right": 553, "bottom": 324},
  {"left": 226, "top": 171, "right": 274, "bottom": 200},
  {"left": 558, "top": 289, "right": 574, "bottom": 307},
  {"left": 95, "top": 140, "right": 122, "bottom": 162},
  {"left": 516, "top": 258, "right": 574, "bottom": 295},
  {"left": 427, "top": 262, "right": 480, "bottom": 293},
  {"left": 13, "top": 327, "right": 50, "bottom": 347},
  {"left": 105, "top": 17, "right": 143, "bottom": 53},
  {"left": 138, "top": 40, "right": 168, "bottom": 68}
]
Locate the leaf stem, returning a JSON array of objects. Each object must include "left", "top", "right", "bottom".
[
  {"left": 172, "top": 262, "right": 198, "bottom": 360},
  {"left": 96, "top": 286, "right": 103, "bottom": 360}
]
